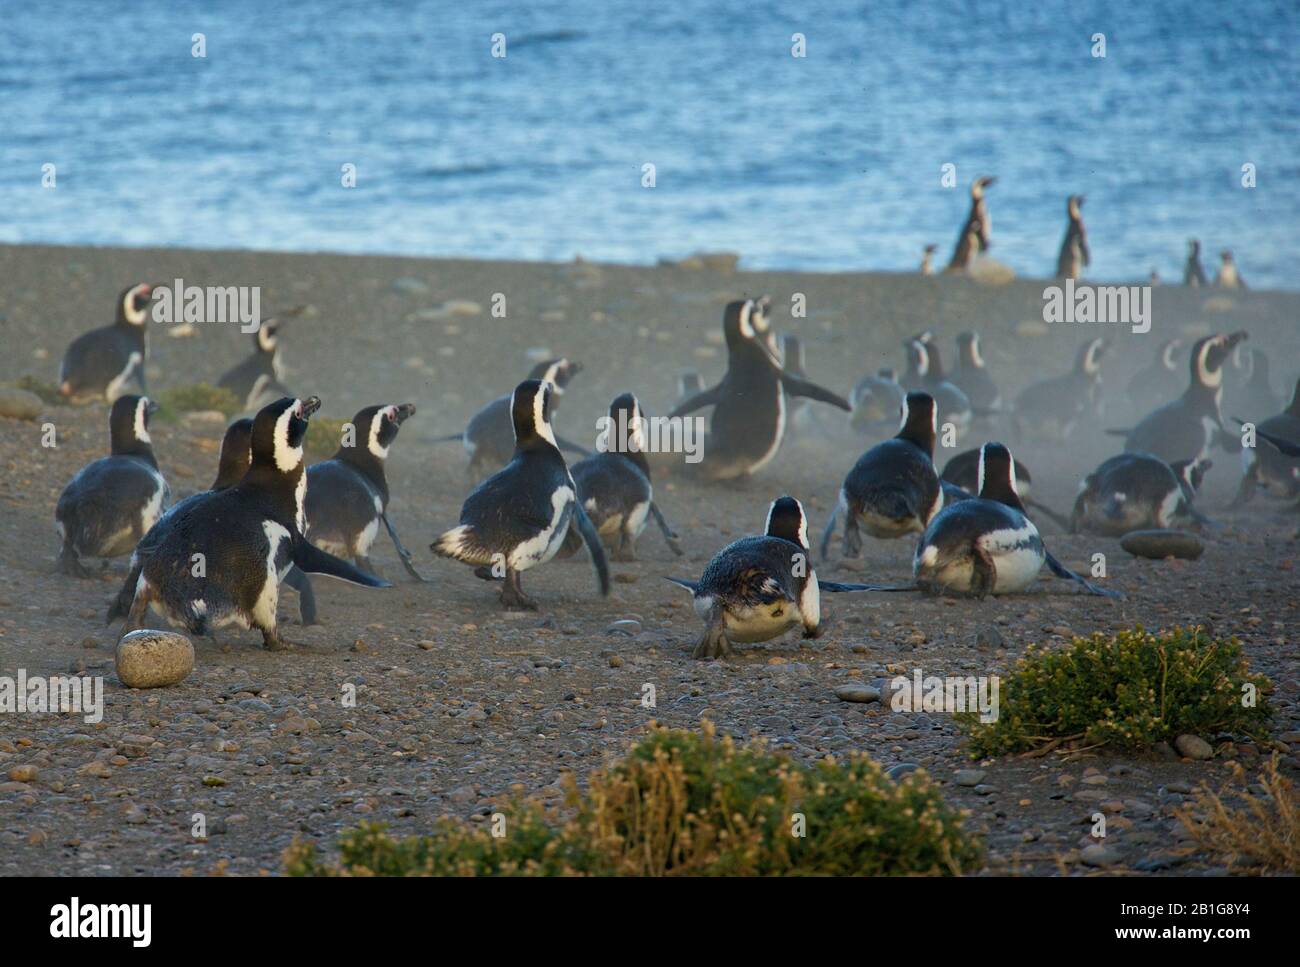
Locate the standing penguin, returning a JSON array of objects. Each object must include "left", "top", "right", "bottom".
[
  {"left": 118, "top": 397, "right": 391, "bottom": 649},
  {"left": 849, "top": 368, "right": 905, "bottom": 434},
  {"left": 914, "top": 443, "right": 1117, "bottom": 598},
  {"left": 1055, "top": 194, "right": 1090, "bottom": 279},
  {"left": 1112, "top": 332, "right": 1248, "bottom": 463},
  {"left": 55, "top": 395, "right": 169, "bottom": 577},
  {"left": 431, "top": 379, "right": 609, "bottom": 610},
  {"left": 216, "top": 314, "right": 295, "bottom": 410},
  {"left": 1232, "top": 377, "right": 1300, "bottom": 506},
  {"left": 1215, "top": 250, "right": 1246, "bottom": 289},
  {"left": 1183, "top": 240, "right": 1208, "bottom": 287},
  {"left": 820, "top": 392, "right": 943, "bottom": 558},
  {"left": 669, "top": 298, "right": 850, "bottom": 480},
  {"left": 920, "top": 244, "right": 937, "bottom": 275},
  {"left": 946, "top": 176, "right": 996, "bottom": 272},
  {"left": 305, "top": 403, "right": 426, "bottom": 581},
  {"left": 57, "top": 283, "right": 154, "bottom": 402},
  {"left": 1011, "top": 337, "right": 1107, "bottom": 441},
  {"left": 667, "top": 496, "right": 882, "bottom": 659},
  {"left": 1126, "top": 338, "right": 1184, "bottom": 416},
  {"left": 1070, "top": 453, "right": 1211, "bottom": 536},
  {"left": 953, "top": 331, "right": 1002, "bottom": 414},
  {"left": 560, "top": 393, "right": 684, "bottom": 561},
  {"left": 434, "top": 358, "right": 587, "bottom": 478}
]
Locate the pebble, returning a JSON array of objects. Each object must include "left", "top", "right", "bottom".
[
  {"left": 1080, "top": 844, "right": 1123, "bottom": 867},
  {"left": 954, "top": 769, "right": 986, "bottom": 787},
  {"left": 7, "top": 765, "right": 38, "bottom": 783},
  {"left": 834, "top": 683, "right": 879, "bottom": 704},
  {"left": 1174, "top": 734, "right": 1214, "bottom": 760},
  {"left": 115, "top": 630, "right": 194, "bottom": 688}
]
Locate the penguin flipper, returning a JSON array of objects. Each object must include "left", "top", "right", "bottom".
[
  {"left": 282, "top": 565, "right": 320, "bottom": 624},
  {"left": 664, "top": 576, "right": 699, "bottom": 593},
  {"left": 819, "top": 580, "right": 918, "bottom": 593},
  {"left": 648, "top": 502, "right": 685, "bottom": 556},
  {"left": 818, "top": 504, "right": 839, "bottom": 560},
  {"left": 1255, "top": 427, "right": 1300, "bottom": 458},
  {"left": 780, "top": 372, "right": 851, "bottom": 412},
  {"left": 293, "top": 539, "right": 392, "bottom": 588},
  {"left": 569, "top": 501, "right": 610, "bottom": 596},
  {"left": 381, "top": 512, "right": 429, "bottom": 582},
  {"left": 1044, "top": 551, "right": 1121, "bottom": 598},
  {"left": 668, "top": 384, "right": 726, "bottom": 419}
]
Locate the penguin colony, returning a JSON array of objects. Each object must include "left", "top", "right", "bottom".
[{"left": 44, "top": 191, "right": 1295, "bottom": 662}]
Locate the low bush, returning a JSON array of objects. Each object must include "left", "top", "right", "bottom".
[
  {"left": 154, "top": 383, "right": 243, "bottom": 420},
  {"left": 1177, "top": 756, "right": 1299, "bottom": 873}
]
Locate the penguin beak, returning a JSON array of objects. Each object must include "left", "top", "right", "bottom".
[
  {"left": 145, "top": 399, "right": 160, "bottom": 417},
  {"left": 394, "top": 403, "right": 416, "bottom": 424},
  {"left": 300, "top": 396, "right": 322, "bottom": 419},
  {"left": 1226, "top": 330, "right": 1249, "bottom": 349}
]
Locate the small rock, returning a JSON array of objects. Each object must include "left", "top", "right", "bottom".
[
  {"left": 0, "top": 387, "right": 43, "bottom": 421},
  {"left": 1174, "top": 734, "right": 1214, "bottom": 760},
  {"left": 115, "top": 630, "right": 194, "bottom": 688},
  {"left": 834, "top": 683, "right": 880, "bottom": 704},
  {"left": 887, "top": 763, "right": 920, "bottom": 781},
  {"left": 975, "top": 626, "right": 1005, "bottom": 650},
  {"left": 7, "top": 765, "right": 38, "bottom": 783},
  {"left": 954, "top": 769, "right": 986, "bottom": 787},
  {"left": 1080, "top": 844, "right": 1123, "bottom": 867}
]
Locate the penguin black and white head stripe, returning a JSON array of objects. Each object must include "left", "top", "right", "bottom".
[
  {"left": 1012, "top": 337, "right": 1107, "bottom": 441},
  {"left": 213, "top": 418, "right": 255, "bottom": 488},
  {"left": 1127, "top": 338, "right": 1184, "bottom": 414},
  {"left": 942, "top": 446, "right": 1032, "bottom": 497},
  {"left": 55, "top": 394, "right": 169, "bottom": 577},
  {"left": 975, "top": 442, "right": 1024, "bottom": 509},
  {"left": 1070, "top": 452, "right": 1212, "bottom": 536},
  {"left": 849, "top": 367, "right": 905, "bottom": 431},
  {"left": 57, "top": 283, "right": 154, "bottom": 401},
  {"left": 433, "top": 379, "right": 609, "bottom": 610},
  {"left": 305, "top": 403, "right": 425, "bottom": 582},
  {"left": 216, "top": 315, "right": 293, "bottom": 411},
  {"left": 120, "top": 396, "right": 391, "bottom": 650},
  {"left": 527, "top": 357, "right": 582, "bottom": 399},
  {"left": 666, "top": 496, "right": 881, "bottom": 659},
  {"left": 952, "top": 331, "right": 1002, "bottom": 413}
]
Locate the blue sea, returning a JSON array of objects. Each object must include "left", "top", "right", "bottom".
[{"left": 2, "top": 1, "right": 1297, "bottom": 286}]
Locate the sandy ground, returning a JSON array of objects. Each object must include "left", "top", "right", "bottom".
[{"left": 0, "top": 242, "right": 1297, "bottom": 876}]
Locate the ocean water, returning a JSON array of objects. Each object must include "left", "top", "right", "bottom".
[{"left": 2, "top": 1, "right": 1297, "bottom": 287}]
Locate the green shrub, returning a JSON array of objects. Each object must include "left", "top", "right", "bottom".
[
  {"left": 305, "top": 417, "right": 348, "bottom": 459},
  {"left": 956, "top": 626, "right": 1272, "bottom": 757},
  {"left": 155, "top": 383, "right": 243, "bottom": 420},
  {"left": 284, "top": 722, "right": 982, "bottom": 877}
]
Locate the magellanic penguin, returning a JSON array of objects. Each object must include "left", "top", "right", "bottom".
[
  {"left": 434, "top": 358, "right": 587, "bottom": 478},
  {"left": 940, "top": 447, "right": 1072, "bottom": 531},
  {"left": 1011, "top": 337, "right": 1107, "bottom": 441},
  {"left": 431, "top": 378, "right": 609, "bottom": 610},
  {"left": 781, "top": 334, "right": 811, "bottom": 424},
  {"left": 1112, "top": 331, "right": 1248, "bottom": 464},
  {"left": 1070, "top": 452, "right": 1211, "bottom": 536},
  {"left": 118, "top": 397, "right": 391, "bottom": 650},
  {"left": 1055, "top": 194, "right": 1090, "bottom": 279},
  {"left": 903, "top": 334, "right": 972, "bottom": 437},
  {"left": 560, "top": 393, "right": 684, "bottom": 561},
  {"left": 667, "top": 496, "right": 883, "bottom": 659},
  {"left": 305, "top": 403, "right": 426, "bottom": 581},
  {"left": 55, "top": 395, "right": 169, "bottom": 577},
  {"left": 216, "top": 312, "right": 299, "bottom": 410},
  {"left": 953, "top": 332, "right": 1002, "bottom": 414},
  {"left": 1232, "top": 377, "right": 1300, "bottom": 505},
  {"left": 57, "top": 283, "right": 154, "bottom": 402},
  {"left": 669, "top": 298, "right": 850, "bottom": 480},
  {"left": 914, "top": 443, "right": 1119, "bottom": 599},
  {"left": 945, "top": 176, "right": 995, "bottom": 272},
  {"left": 1215, "top": 250, "right": 1246, "bottom": 289},
  {"left": 920, "top": 244, "right": 937, "bottom": 275},
  {"left": 820, "top": 392, "right": 943, "bottom": 558},
  {"left": 1126, "top": 338, "right": 1184, "bottom": 416},
  {"left": 105, "top": 417, "right": 319, "bottom": 625},
  {"left": 849, "top": 368, "right": 905, "bottom": 434},
  {"left": 1183, "top": 239, "right": 1208, "bottom": 287}
]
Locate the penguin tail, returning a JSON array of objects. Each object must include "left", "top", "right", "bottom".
[
  {"left": 1044, "top": 551, "right": 1122, "bottom": 598},
  {"left": 431, "top": 524, "right": 491, "bottom": 565},
  {"left": 664, "top": 576, "right": 699, "bottom": 593}
]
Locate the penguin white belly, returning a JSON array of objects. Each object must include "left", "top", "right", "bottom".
[
  {"left": 105, "top": 352, "right": 143, "bottom": 402},
  {"left": 859, "top": 508, "right": 924, "bottom": 539},
  {"left": 626, "top": 500, "right": 650, "bottom": 538},
  {"left": 721, "top": 599, "right": 802, "bottom": 642},
  {"left": 1155, "top": 489, "right": 1183, "bottom": 528},
  {"left": 747, "top": 391, "right": 786, "bottom": 475},
  {"left": 980, "top": 527, "right": 1044, "bottom": 593},
  {"left": 798, "top": 571, "right": 821, "bottom": 631},
  {"left": 250, "top": 521, "right": 291, "bottom": 631},
  {"left": 507, "top": 486, "right": 574, "bottom": 571},
  {"left": 355, "top": 515, "right": 381, "bottom": 557}
]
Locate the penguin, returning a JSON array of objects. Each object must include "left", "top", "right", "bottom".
[
  {"left": 1215, "top": 250, "right": 1246, "bottom": 289},
  {"left": 946, "top": 176, "right": 995, "bottom": 272},
  {"left": 434, "top": 358, "right": 587, "bottom": 478},
  {"left": 914, "top": 442, "right": 1118, "bottom": 599},
  {"left": 820, "top": 392, "right": 943, "bottom": 558},
  {"left": 105, "top": 417, "right": 318, "bottom": 626},
  {"left": 57, "top": 283, "right": 154, "bottom": 402},
  {"left": 1232, "top": 377, "right": 1300, "bottom": 506},
  {"left": 920, "top": 244, "right": 937, "bottom": 275},
  {"left": 431, "top": 378, "right": 609, "bottom": 610},
  {"left": 940, "top": 447, "right": 1072, "bottom": 531},
  {"left": 666, "top": 496, "right": 882, "bottom": 659},
  {"left": 906, "top": 334, "right": 972, "bottom": 437},
  {"left": 216, "top": 314, "right": 295, "bottom": 410},
  {"left": 1055, "top": 194, "right": 1090, "bottom": 279},
  {"left": 559, "top": 393, "right": 684, "bottom": 561},
  {"left": 305, "top": 403, "right": 426, "bottom": 581},
  {"left": 1111, "top": 332, "right": 1248, "bottom": 464},
  {"left": 953, "top": 331, "right": 1002, "bottom": 414},
  {"left": 1071, "top": 453, "right": 1212, "bottom": 536},
  {"left": 781, "top": 334, "right": 811, "bottom": 424},
  {"left": 117, "top": 397, "right": 391, "bottom": 650},
  {"left": 1011, "top": 337, "right": 1107, "bottom": 441},
  {"left": 1183, "top": 239, "right": 1208, "bottom": 287},
  {"left": 849, "top": 368, "right": 905, "bottom": 434},
  {"left": 669, "top": 298, "right": 850, "bottom": 480},
  {"left": 55, "top": 395, "right": 169, "bottom": 577},
  {"left": 1225, "top": 347, "right": 1279, "bottom": 426},
  {"left": 676, "top": 371, "right": 705, "bottom": 408},
  {"left": 1126, "top": 338, "right": 1185, "bottom": 416}
]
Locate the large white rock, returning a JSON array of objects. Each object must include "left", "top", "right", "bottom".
[{"left": 116, "top": 630, "right": 195, "bottom": 688}]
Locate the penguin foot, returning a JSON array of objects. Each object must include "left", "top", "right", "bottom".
[
  {"left": 612, "top": 545, "right": 638, "bottom": 563},
  {"left": 499, "top": 588, "right": 538, "bottom": 611},
  {"left": 59, "top": 555, "right": 93, "bottom": 579},
  {"left": 692, "top": 629, "right": 732, "bottom": 660}
]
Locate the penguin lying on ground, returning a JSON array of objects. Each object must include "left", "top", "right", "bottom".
[
  {"left": 849, "top": 368, "right": 905, "bottom": 434},
  {"left": 669, "top": 298, "right": 850, "bottom": 480},
  {"left": 1232, "top": 378, "right": 1300, "bottom": 505},
  {"left": 433, "top": 358, "right": 587, "bottom": 478},
  {"left": 118, "top": 397, "right": 390, "bottom": 650},
  {"left": 106, "top": 418, "right": 318, "bottom": 625},
  {"left": 305, "top": 403, "right": 426, "bottom": 581},
  {"left": 1110, "top": 331, "right": 1248, "bottom": 464},
  {"left": 57, "top": 283, "right": 154, "bottom": 402},
  {"left": 216, "top": 311, "right": 301, "bottom": 410},
  {"left": 914, "top": 443, "right": 1119, "bottom": 599},
  {"left": 55, "top": 395, "right": 169, "bottom": 577},
  {"left": 1070, "top": 453, "right": 1212, "bottom": 535},
  {"left": 1126, "top": 338, "right": 1184, "bottom": 417},
  {"left": 432, "top": 379, "right": 609, "bottom": 610},
  {"left": 667, "top": 496, "right": 883, "bottom": 659},
  {"left": 559, "top": 393, "right": 683, "bottom": 561},
  {"left": 939, "top": 447, "right": 1071, "bottom": 530},
  {"left": 820, "top": 392, "right": 943, "bottom": 558},
  {"left": 1012, "top": 337, "right": 1107, "bottom": 441}
]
